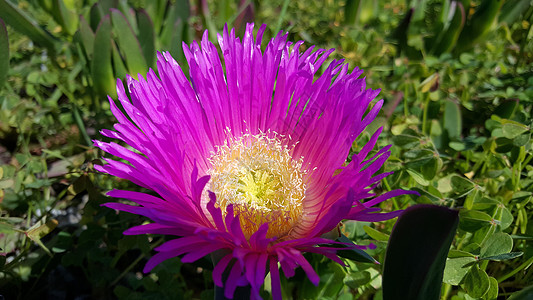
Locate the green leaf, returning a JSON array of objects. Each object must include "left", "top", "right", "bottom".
[
  {"left": 455, "top": 0, "right": 504, "bottom": 52},
  {"left": 459, "top": 210, "right": 493, "bottom": 232},
  {"left": 450, "top": 175, "right": 475, "bottom": 195},
  {"left": 502, "top": 122, "right": 529, "bottom": 139},
  {"left": 420, "top": 73, "right": 439, "bottom": 93},
  {"left": 494, "top": 99, "right": 518, "bottom": 119},
  {"left": 431, "top": 1, "right": 466, "bottom": 55},
  {"left": 0, "top": 18, "right": 8, "bottom": 90},
  {"left": 383, "top": 205, "right": 459, "bottom": 300},
  {"left": 92, "top": 15, "right": 116, "bottom": 98},
  {"left": 363, "top": 225, "right": 390, "bottom": 241},
  {"left": 137, "top": 9, "right": 155, "bottom": 68},
  {"left": 333, "top": 234, "right": 378, "bottom": 264},
  {"left": 499, "top": 0, "right": 531, "bottom": 24},
  {"left": 392, "top": 134, "right": 420, "bottom": 149},
  {"left": 26, "top": 219, "right": 59, "bottom": 256},
  {"left": 344, "top": 270, "right": 371, "bottom": 289},
  {"left": 508, "top": 284, "right": 533, "bottom": 300},
  {"left": 464, "top": 265, "right": 490, "bottom": 298},
  {"left": 407, "top": 169, "right": 431, "bottom": 186},
  {"left": 480, "top": 252, "right": 523, "bottom": 261},
  {"left": 110, "top": 8, "right": 147, "bottom": 77},
  {"left": 53, "top": 0, "right": 78, "bottom": 35},
  {"left": 77, "top": 16, "right": 94, "bottom": 60},
  {"left": 483, "top": 276, "right": 498, "bottom": 300},
  {"left": 480, "top": 232, "right": 513, "bottom": 258},
  {"left": 0, "top": 0, "right": 57, "bottom": 52},
  {"left": 443, "top": 100, "right": 462, "bottom": 139},
  {"left": 443, "top": 256, "right": 476, "bottom": 285}
]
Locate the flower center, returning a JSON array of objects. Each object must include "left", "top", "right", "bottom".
[{"left": 206, "top": 133, "right": 306, "bottom": 239}]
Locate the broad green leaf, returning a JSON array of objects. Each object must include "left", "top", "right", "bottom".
[
  {"left": 483, "top": 276, "right": 498, "bottom": 300},
  {"left": 0, "top": 18, "right": 8, "bottom": 90},
  {"left": 450, "top": 175, "right": 475, "bottom": 195},
  {"left": 480, "top": 232, "right": 513, "bottom": 258},
  {"left": 383, "top": 205, "right": 459, "bottom": 300},
  {"left": 443, "top": 256, "right": 476, "bottom": 285},
  {"left": 363, "top": 225, "right": 390, "bottom": 241},
  {"left": 502, "top": 122, "right": 529, "bottom": 139},
  {"left": 110, "top": 8, "right": 147, "bottom": 78},
  {"left": 499, "top": 0, "right": 531, "bottom": 24},
  {"left": 421, "top": 157, "right": 441, "bottom": 181},
  {"left": 159, "top": 0, "right": 190, "bottom": 49},
  {"left": 431, "top": 0, "right": 465, "bottom": 55},
  {"left": 392, "top": 134, "right": 420, "bottom": 149},
  {"left": 496, "top": 204, "right": 514, "bottom": 230},
  {"left": 344, "top": 0, "right": 362, "bottom": 25},
  {"left": 77, "top": 16, "right": 94, "bottom": 60},
  {"left": 0, "top": 0, "right": 57, "bottom": 52},
  {"left": 137, "top": 9, "right": 155, "bottom": 68},
  {"left": 407, "top": 169, "right": 430, "bottom": 186},
  {"left": 455, "top": 0, "right": 504, "bottom": 52},
  {"left": 494, "top": 99, "right": 518, "bottom": 119},
  {"left": 459, "top": 209, "right": 492, "bottom": 232},
  {"left": 344, "top": 270, "right": 371, "bottom": 289},
  {"left": 508, "top": 284, "right": 533, "bottom": 300},
  {"left": 464, "top": 265, "right": 490, "bottom": 298},
  {"left": 117, "top": 0, "right": 137, "bottom": 32},
  {"left": 443, "top": 100, "right": 462, "bottom": 139},
  {"left": 53, "top": 0, "right": 78, "bottom": 35},
  {"left": 111, "top": 40, "right": 128, "bottom": 79},
  {"left": 92, "top": 15, "right": 116, "bottom": 98}
]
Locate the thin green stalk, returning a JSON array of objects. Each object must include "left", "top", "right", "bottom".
[
  {"left": 273, "top": 0, "right": 290, "bottom": 35},
  {"left": 441, "top": 283, "right": 452, "bottom": 299},
  {"left": 497, "top": 255, "right": 533, "bottom": 283}
]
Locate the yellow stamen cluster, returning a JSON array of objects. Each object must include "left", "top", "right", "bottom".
[{"left": 206, "top": 133, "right": 306, "bottom": 239}]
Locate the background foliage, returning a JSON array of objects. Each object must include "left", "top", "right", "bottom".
[{"left": 0, "top": 0, "right": 532, "bottom": 299}]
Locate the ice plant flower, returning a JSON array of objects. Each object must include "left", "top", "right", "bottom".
[{"left": 94, "top": 24, "right": 416, "bottom": 299}]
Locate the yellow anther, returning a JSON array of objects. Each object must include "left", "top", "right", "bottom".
[{"left": 206, "top": 132, "right": 306, "bottom": 239}]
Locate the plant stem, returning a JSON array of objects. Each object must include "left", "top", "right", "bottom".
[{"left": 497, "top": 255, "right": 533, "bottom": 283}]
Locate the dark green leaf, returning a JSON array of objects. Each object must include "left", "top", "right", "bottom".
[
  {"left": 508, "top": 284, "right": 533, "bottom": 300},
  {"left": 459, "top": 209, "right": 493, "bottom": 232},
  {"left": 334, "top": 234, "right": 378, "bottom": 264},
  {"left": 0, "top": 18, "right": 8, "bottom": 90},
  {"left": 92, "top": 15, "right": 116, "bottom": 98},
  {"left": 0, "top": 0, "right": 57, "bottom": 52},
  {"left": 110, "top": 8, "right": 147, "bottom": 77},
  {"left": 137, "top": 9, "right": 155, "bottom": 68},
  {"left": 480, "top": 252, "right": 523, "bottom": 261},
  {"left": 383, "top": 205, "right": 459, "bottom": 300},
  {"left": 464, "top": 265, "right": 490, "bottom": 298},
  {"left": 363, "top": 225, "right": 390, "bottom": 241}
]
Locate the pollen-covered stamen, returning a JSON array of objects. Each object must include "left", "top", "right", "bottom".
[{"left": 206, "top": 133, "right": 306, "bottom": 239}]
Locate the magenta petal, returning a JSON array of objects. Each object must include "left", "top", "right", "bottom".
[
  {"left": 213, "top": 254, "right": 233, "bottom": 287},
  {"left": 269, "top": 258, "right": 282, "bottom": 300}
]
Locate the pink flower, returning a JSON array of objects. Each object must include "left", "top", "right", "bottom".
[{"left": 94, "top": 23, "right": 416, "bottom": 299}]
